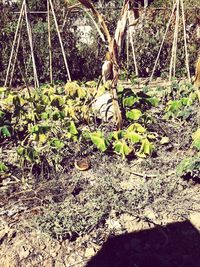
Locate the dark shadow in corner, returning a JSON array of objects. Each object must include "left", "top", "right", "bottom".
[{"left": 86, "top": 220, "right": 200, "bottom": 267}]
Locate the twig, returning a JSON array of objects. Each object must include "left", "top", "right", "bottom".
[{"left": 130, "top": 171, "right": 157, "bottom": 178}]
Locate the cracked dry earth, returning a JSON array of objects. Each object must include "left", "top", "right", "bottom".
[{"left": 0, "top": 115, "right": 200, "bottom": 267}]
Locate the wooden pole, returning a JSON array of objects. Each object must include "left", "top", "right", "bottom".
[
  {"left": 150, "top": 1, "right": 177, "bottom": 82},
  {"left": 126, "top": 28, "right": 129, "bottom": 70},
  {"left": 130, "top": 30, "right": 139, "bottom": 76},
  {"left": 180, "top": 0, "right": 191, "bottom": 82},
  {"left": 49, "top": 0, "right": 71, "bottom": 81},
  {"left": 24, "top": 0, "right": 39, "bottom": 88},
  {"left": 47, "top": 0, "right": 53, "bottom": 83},
  {"left": 169, "top": 0, "right": 179, "bottom": 80},
  {"left": 4, "top": 0, "right": 25, "bottom": 87},
  {"left": 9, "top": 8, "right": 25, "bottom": 87}
]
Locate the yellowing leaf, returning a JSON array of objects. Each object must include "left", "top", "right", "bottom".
[
  {"left": 138, "top": 138, "right": 153, "bottom": 156},
  {"left": 90, "top": 132, "right": 107, "bottom": 152},
  {"left": 113, "top": 140, "right": 132, "bottom": 159},
  {"left": 39, "top": 134, "right": 47, "bottom": 144},
  {"left": 160, "top": 136, "right": 170, "bottom": 145},
  {"left": 124, "top": 131, "right": 142, "bottom": 143}
]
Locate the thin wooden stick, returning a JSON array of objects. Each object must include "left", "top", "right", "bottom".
[
  {"left": 169, "top": 0, "right": 179, "bottom": 80},
  {"left": 24, "top": 1, "right": 39, "bottom": 88},
  {"left": 47, "top": 0, "right": 53, "bottom": 83},
  {"left": 4, "top": 0, "right": 25, "bottom": 87},
  {"left": 49, "top": 0, "right": 71, "bottom": 82},
  {"left": 126, "top": 28, "right": 129, "bottom": 70},
  {"left": 130, "top": 30, "right": 139, "bottom": 76},
  {"left": 128, "top": 9, "right": 138, "bottom": 76},
  {"left": 180, "top": 0, "right": 191, "bottom": 82},
  {"left": 150, "top": 1, "right": 177, "bottom": 82},
  {"left": 9, "top": 8, "right": 25, "bottom": 87}
]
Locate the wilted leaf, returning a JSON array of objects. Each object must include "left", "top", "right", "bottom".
[
  {"left": 160, "top": 136, "right": 170, "bottom": 145},
  {"left": 113, "top": 140, "right": 132, "bottom": 159},
  {"left": 90, "top": 132, "right": 107, "bottom": 152},
  {"left": 138, "top": 138, "right": 153, "bottom": 156},
  {"left": 124, "top": 131, "right": 142, "bottom": 143}
]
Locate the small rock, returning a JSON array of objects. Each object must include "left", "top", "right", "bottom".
[
  {"left": 18, "top": 245, "right": 31, "bottom": 260},
  {"left": 84, "top": 247, "right": 95, "bottom": 258}
]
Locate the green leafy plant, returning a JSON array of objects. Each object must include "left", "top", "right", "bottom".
[
  {"left": 0, "top": 162, "right": 8, "bottom": 173},
  {"left": 192, "top": 129, "right": 200, "bottom": 151},
  {"left": 177, "top": 156, "right": 200, "bottom": 180}
]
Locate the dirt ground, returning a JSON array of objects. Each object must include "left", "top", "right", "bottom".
[{"left": 0, "top": 92, "right": 200, "bottom": 267}]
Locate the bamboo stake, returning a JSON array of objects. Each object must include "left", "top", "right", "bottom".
[
  {"left": 9, "top": 8, "right": 25, "bottom": 87},
  {"left": 130, "top": 30, "right": 139, "bottom": 76},
  {"left": 49, "top": 0, "right": 71, "bottom": 82},
  {"left": 173, "top": 0, "right": 180, "bottom": 77},
  {"left": 180, "top": 0, "right": 191, "bottom": 82},
  {"left": 4, "top": 0, "right": 25, "bottom": 87},
  {"left": 24, "top": 1, "right": 39, "bottom": 88},
  {"left": 150, "top": 1, "right": 177, "bottom": 82},
  {"left": 128, "top": 9, "right": 138, "bottom": 76},
  {"left": 47, "top": 0, "right": 53, "bottom": 83},
  {"left": 169, "top": 0, "right": 179, "bottom": 80},
  {"left": 126, "top": 28, "right": 129, "bottom": 70}
]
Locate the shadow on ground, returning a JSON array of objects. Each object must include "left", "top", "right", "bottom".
[{"left": 86, "top": 220, "right": 200, "bottom": 267}]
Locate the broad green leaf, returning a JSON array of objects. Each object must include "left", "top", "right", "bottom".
[
  {"left": 0, "top": 126, "right": 11, "bottom": 138},
  {"left": 69, "top": 121, "right": 78, "bottom": 135},
  {"left": 111, "top": 130, "right": 124, "bottom": 141},
  {"left": 127, "top": 123, "right": 146, "bottom": 133},
  {"left": 123, "top": 96, "right": 137, "bottom": 107},
  {"left": 0, "top": 162, "right": 8, "bottom": 172},
  {"left": 77, "top": 87, "right": 86, "bottom": 99},
  {"left": 192, "top": 129, "right": 200, "bottom": 150},
  {"left": 90, "top": 132, "right": 107, "bottom": 152},
  {"left": 117, "top": 85, "right": 124, "bottom": 93},
  {"left": 113, "top": 140, "right": 132, "bottom": 159},
  {"left": 124, "top": 131, "right": 142, "bottom": 143},
  {"left": 126, "top": 109, "right": 142, "bottom": 121},
  {"left": 147, "top": 97, "right": 159, "bottom": 107}
]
